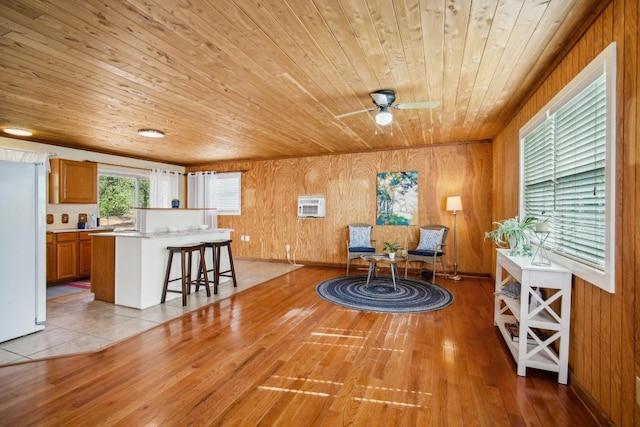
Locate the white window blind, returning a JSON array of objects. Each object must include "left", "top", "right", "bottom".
[
  {"left": 520, "top": 42, "right": 615, "bottom": 293},
  {"left": 187, "top": 171, "right": 241, "bottom": 215},
  {"left": 554, "top": 74, "right": 606, "bottom": 267},
  {"left": 523, "top": 119, "right": 554, "bottom": 224},
  {"left": 213, "top": 172, "right": 241, "bottom": 215}
]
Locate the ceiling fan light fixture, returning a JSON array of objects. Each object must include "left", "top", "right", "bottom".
[
  {"left": 137, "top": 129, "right": 165, "bottom": 138},
  {"left": 375, "top": 110, "right": 393, "bottom": 126},
  {"left": 3, "top": 128, "right": 33, "bottom": 136}
]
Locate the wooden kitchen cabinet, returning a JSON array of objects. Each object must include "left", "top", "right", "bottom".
[
  {"left": 78, "top": 232, "right": 93, "bottom": 277},
  {"left": 49, "top": 159, "right": 97, "bottom": 204},
  {"left": 46, "top": 233, "right": 57, "bottom": 283},
  {"left": 55, "top": 232, "right": 78, "bottom": 281},
  {"left": 47, "top": 229, "right": 112, "bottom": 284},
  {"left": 91, "top": 235, "right": 115, "bottom": 303}
]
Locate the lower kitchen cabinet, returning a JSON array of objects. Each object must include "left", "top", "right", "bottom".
[
  {"left": 55, "top": 233, "right": 78, "bottom": 281},
  {"left": 78, "top": 232, "right": 92, "bottom": 277},
  {"left": 47, "top": 229, "right": 112, "bottom": 284}
]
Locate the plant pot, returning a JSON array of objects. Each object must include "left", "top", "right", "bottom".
[
  {"left": 171, "top": 200, "right": 179, "bottom": 208},
  {"left": 536, "top": 222, "right": 549, "bottom": 232},
  {"left": 388, "top": 253, "right": 396, "bottom": 260}
]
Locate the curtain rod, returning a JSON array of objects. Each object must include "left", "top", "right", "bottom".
[
  {"left": 98, "top": 161, "right": 184, "bottom": 174},
  {"left": 187, "top": 169, "right": 248, "bottom": 174},
  {"left": 98, "top": 161, "right": 247, "bottom": 175}
]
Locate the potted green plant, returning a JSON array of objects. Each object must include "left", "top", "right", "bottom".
[
  {"left": 382, "top": 240, "right": 403, "bottom": 259},
  {"left": 484, "top": 216, "right": 536, "bottom": 256},
  {"left": 171, "top": 198, "right": 180, "bottom": 208}
]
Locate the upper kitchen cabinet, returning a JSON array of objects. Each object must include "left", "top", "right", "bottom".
[{"left": 49, "top": 159, "right": 97, "bottom": 204}]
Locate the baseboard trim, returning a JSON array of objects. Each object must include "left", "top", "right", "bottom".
[
  {"left": 236, "top": 257, "right": 491, "bottom": 277},
  {"left": 569, "top": 372, "right": 614, "bottom": 426}
]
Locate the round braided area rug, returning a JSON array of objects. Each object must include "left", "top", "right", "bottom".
[{"left": 316, "top": 275, "right": 454, "bottom": 314}]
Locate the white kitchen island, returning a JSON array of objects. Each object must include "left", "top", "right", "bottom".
[
  {"left": 113, "top": 229, "right": 232, "bottom": 309},
  {"left": 91, "top": 208, "right": 233, "bottom": 309}
]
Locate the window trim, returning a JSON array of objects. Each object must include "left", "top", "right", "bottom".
[
  {"left": 98, "top": 167, "right": 150, "bottom": 231},
  {"left": 519, "top": 42, "right": 616, "bottom": 293}
]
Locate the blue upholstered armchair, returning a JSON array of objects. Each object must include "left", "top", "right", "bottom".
[
  {"left": 346, "top": 223, "right": 376, "bottom": 275},
  {"left": 404, "top": 224, "right": 449, "bottom": 280}
]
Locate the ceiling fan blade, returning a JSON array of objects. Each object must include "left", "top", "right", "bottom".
[
  {"left": 335, "top": 108, "right": 376, "bottom": 119},
  {"left": 393, "top": 101, "right": 440, "bottom": 110}
]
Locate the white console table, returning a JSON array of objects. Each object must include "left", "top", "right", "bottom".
[{"left": 493, "top": 249, "right": 572, "bottom": 384}]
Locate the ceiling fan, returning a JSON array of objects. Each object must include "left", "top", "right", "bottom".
[{"left": 335, "top": 89, "right": 439, "bottom": 126}]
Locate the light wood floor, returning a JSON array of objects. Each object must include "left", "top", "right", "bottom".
[{"left": 0, "top": 267, "right": 598, "bottom": 426}]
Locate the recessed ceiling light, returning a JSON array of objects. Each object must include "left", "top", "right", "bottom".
[
  {"left": 137, "top": 129, "right": 165, "bottom": 138},
  {"left": 3, "top": 128, "right": 33, "bottom": 136}
]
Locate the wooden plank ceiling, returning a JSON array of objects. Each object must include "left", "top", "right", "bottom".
[{"left": 0, "top": 0, "right": 603, "bottom": 166}]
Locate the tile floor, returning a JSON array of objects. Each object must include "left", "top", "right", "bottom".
[{"left": 0, "top": 260, "right": 302, "bottom": 366}]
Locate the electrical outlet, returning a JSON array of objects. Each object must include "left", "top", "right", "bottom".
[
  {"left": 240, "top": 235, "right": 245, "bottom": 241},
  {"left": 285, "top": 244, "right": 291, "bottom": 253},
  {"left": 245, "top": 235, "right": 250, "bottom": 242}
]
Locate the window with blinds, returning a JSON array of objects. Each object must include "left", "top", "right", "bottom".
[
  {"left": 213, "top": 172, "right": 242, "bottom": 215},
  {"left": 520, "top": 42, "right": 616, "bottom": 293},
  {"left": 188, "top": 171, "right": 242, "bottom": 215}
]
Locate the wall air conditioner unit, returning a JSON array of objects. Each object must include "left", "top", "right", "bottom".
[{"left": 297, "top": 195, "right": 326, "bottom": 218}]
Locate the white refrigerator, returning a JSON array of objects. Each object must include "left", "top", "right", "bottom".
[{"left": 0, "top": 150, "right": 48, "bottom": 343}]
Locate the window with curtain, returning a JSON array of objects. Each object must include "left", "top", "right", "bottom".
[
  {"left": 98, "top": 171, "right": 149, "bottom": 230},
  {"left": 150, "top": 169, "right": 179, "bottom": 208},
  {"left": 187, "top": 171, "right": 241, "bottom": 215},
  {"left": 520, "top": 42, "right": 616, "bottom": 293}
]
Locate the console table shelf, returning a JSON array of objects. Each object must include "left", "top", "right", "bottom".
[{"left": 494, "top": 249, "right": 572, "bottom": 384}]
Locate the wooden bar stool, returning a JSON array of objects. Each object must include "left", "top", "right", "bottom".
[
  {"left": 161, "top": 243, "right": 210, "bottom": 306},
  {"left": 199, "top": 239, "right": 237, "bottom": 294}
]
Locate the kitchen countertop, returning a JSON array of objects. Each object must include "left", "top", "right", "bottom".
[
  {"left": 93, "top": 228, "right": 233, "bottom": 239},
  {"left": 48, "top": 227, "right": 115, "bottom": 233}
]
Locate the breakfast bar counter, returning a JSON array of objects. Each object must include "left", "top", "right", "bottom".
[{"left": 91, "top": 228, "right": 233, "bottom": 309}]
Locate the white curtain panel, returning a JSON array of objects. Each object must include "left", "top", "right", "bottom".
[
  {"left": 187, "top": 172, "right": 216, "bottom": 208},
  {"left": 150, "top": 169, "right": 179, "bottom": 208}
]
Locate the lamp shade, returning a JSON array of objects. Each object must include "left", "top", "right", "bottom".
[
  {"left": 375, "top": 110, "right": 393, "bottom": 126},
  {"left": 446, "top": 196, "right": 462, "bottom": 212}
]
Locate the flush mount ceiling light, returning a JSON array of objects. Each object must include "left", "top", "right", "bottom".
[
  {"left": 137, "top": 129, "right": 165, "bottom": 138},
  {"left": 3, "top": 128, "right": 33, "bottom": 136}
]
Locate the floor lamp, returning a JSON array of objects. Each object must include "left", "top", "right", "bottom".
[{"left": 446, "top": 196, "right": 462, "bottom": 281}]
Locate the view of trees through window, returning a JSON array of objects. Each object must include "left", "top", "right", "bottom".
[{"left": 98, "top": 174, "right": 149, "bottom": 229}]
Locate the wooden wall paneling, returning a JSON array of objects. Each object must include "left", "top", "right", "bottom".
[
  {"left": 190, "top": 142, "right": 492, "bottom": 276},
  {"left": 491, "top": 1, "right": 639, "bottom": 425},
  {"left": 620, "top": 0, "right": 638, "bottom": 424},
  {"left": 599, "top": 290, "right": 613, "bottom": 417},
  {"left": 608, "top": 0, "right": 624, "bottom": 415},
  {"left": 467, "top": 143, "right": 494, "bottom": 273},
  {"left": 634, "top": 1, "right": 640, "bottom": 424},
  {"left": 583, "top": 279, "right": 594, "bottom": 392}
]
